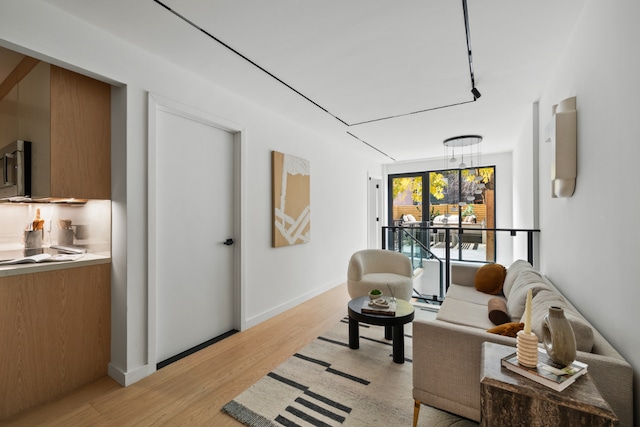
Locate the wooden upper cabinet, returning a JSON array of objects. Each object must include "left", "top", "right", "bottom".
[
  {"left": 16, "top": 62, "right": 111, "bottom": 200},
  {"left": 50, "top": 65, "right": 111, "bottom": 199}
]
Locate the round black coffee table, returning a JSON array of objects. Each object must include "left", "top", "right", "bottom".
[{"left": 347, "top": 296, "right": 415, "bottom": 363}]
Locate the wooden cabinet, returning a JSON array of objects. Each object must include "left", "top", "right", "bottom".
[
  {"left": 0, "top": 50, "right": 112, "bottom": 421},
  {"left": 50, "top": 66, "right": 111, "bottom": 199},
  {"left": 17, "top": 61, "right": 111, "bottom": 200},
  {"left": 0, "top": 263, "right": 111, "bottom": 420}
]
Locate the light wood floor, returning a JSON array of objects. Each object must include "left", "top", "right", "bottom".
[{"left": 0, "top": 284, "right": 352, "bottom": 427}]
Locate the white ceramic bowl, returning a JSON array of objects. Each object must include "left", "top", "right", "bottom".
[{"left": 368, "top": 290, "right": 383, "bottom": 300}]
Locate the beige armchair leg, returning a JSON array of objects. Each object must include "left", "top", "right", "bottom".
[{"left": 413, "top": 399, "right": 421, "bottom": 427}]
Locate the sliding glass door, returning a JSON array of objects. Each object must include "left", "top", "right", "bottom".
[{"left": 389, "top": 166, "right": 496, "bottom": 263}]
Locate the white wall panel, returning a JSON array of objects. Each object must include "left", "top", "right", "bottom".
[{"left": 537, "top": 0, "right": 640, "bottom": 419}]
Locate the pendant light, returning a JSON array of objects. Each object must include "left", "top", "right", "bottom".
[
  {"left": 443, "top": 135, "right": 483, "bottom": 169},
  {"left": 459, "top": 148, "right": 467, "bottom": 169}
]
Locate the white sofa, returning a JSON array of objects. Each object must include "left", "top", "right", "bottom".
[{"left": 412, "top": 260, "right": 633, "bottom": 426}]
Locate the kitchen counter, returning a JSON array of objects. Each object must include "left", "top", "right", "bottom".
[{"left": 0, "top": 249, "right": 110, "bottom": 277}]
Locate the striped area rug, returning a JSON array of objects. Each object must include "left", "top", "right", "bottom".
[{"left": 222, "top": 308, "right": 477, "bottom": 427}]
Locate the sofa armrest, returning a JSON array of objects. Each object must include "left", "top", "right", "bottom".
[
  {"left": 573, "top": 351, "right": 633, "bottom": 427},
  {"left": 412, "top": 319, "right": 516, "bottom": 421},
  {"left": 413, "top": 319, "right": 633, "bottom": 426}
]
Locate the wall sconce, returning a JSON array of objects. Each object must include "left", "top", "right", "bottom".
[{"left": 545, "top": 96, "right": 577, "bottom": 198}]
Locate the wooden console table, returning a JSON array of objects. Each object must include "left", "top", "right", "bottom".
[{"left": 480, "top": 342, "right": 618, "bottom": 426}]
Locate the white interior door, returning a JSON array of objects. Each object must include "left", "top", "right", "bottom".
[{"left": 154, "top": 105, "right": 236, "bottom": 363}]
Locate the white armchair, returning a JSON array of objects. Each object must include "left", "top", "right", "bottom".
[{"left": 347, "top": 249, "right": 413, "bottom": 301}]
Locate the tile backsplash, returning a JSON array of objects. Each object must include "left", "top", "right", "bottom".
[{"left": 0, "top": 200, "right": 111, "bottom": 254}]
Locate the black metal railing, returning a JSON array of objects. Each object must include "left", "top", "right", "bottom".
[
  {"left": 382, "top": 225, "right": 540, "bottom": 299},
  {"left": 391, "top": 227, "right": 444, "bottom": 300}
]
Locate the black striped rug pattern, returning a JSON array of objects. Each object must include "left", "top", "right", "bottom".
[{"left": 222, "top": 312, "right": 477, "bottom": 427}]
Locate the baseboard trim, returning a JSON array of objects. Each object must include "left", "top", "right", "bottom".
[
  {"left": 244, "top": 279, "right": 344, "bottom": 329},
  {"left": 108, "top": 362, "right": 155, "bottom": 387}
]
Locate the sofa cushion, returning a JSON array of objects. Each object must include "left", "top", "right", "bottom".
[
  {"left": 436, "top": 296, "right": 496, "bottom": 330},
  {"left": 506, "top": 270, "right": 550, "bottom": 320},
  {"left": 530, "top": 289, "right": 594, "bottom": 352},
  {"left": 488, "top": 297, "right": 510, "bottom": 325},
  {"left": 487, "top": 322, "right": 524, "bottom": 337},
  {"left": 503, "top": 259, "right": 534, "bottom": 298},
  {"left": 474, "top": 263, "right": 507, "bottom": 295},
  {"left": 446, "top": 283, "right": 503, "bottom": 306},
  {"left": 402, "top": 214, "right": 417, "bottom": 222}
]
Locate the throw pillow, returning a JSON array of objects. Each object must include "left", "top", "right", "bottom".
[
  {"left": 487, "top": 322, "right": 524, "bottom": 338},
  {"left": 474, "top": 263, "right": 507, "bottom": 295},
  {"left": 488, "top": 297, "right": 510, "bottom": 325},
  {"left": 502, "top": 259, "right": 534, "bottom": 298},
  {"left": 505, "top": 270, "right": 549, "bottom": 320}
]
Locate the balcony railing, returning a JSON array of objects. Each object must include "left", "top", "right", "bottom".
[{"left": 382, "top": 225, "right": 540, "bottom": 302}]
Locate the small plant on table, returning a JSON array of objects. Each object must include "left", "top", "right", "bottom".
[{"left": 368, "top": 289, "right": 382, "bottom": 300}]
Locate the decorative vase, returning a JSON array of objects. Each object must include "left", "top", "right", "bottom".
[{"left": 542, "top": 306, "right": 576, "bottom": 366}]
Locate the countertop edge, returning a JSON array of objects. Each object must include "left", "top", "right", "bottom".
[{"left": 0, "top": 254, "right": 111, "bottom": 277}]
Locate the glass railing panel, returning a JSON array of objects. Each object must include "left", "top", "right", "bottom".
[{"left": 391, "top": 226, "right": 445, "bottom": 301}]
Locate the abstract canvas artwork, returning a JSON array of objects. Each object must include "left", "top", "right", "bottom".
[{"left": 272, "top": 151, "right": 311, "bottom": 247}]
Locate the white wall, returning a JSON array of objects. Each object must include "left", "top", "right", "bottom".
[
  {"left": 536, "top": 0, "right": 640, "bottom": 421},
  {"left": 512, "top": 103, "right": 540, "bottom": 266},
  {"left": 384, "top": 151, "right": 516, "bottom": 265},
  {"left": 0, "top": 0, "right": 383, "bottom": 385}
]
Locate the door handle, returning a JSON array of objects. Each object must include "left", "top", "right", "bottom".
[{"left": 223, "top": 238, "right": 234, "bottom": 246}]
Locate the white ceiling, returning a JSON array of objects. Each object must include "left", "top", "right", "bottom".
[{"left": 33, "top": 0, "right": 586, "bottom": 162}]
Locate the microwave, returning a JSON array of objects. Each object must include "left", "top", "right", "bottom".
[{"left": 0, "top": 140, "right": 31, "bottom": 199}]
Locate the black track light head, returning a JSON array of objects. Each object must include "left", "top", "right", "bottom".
[{"left": 471, "top": 87, "right": 481, "bottom": 99}]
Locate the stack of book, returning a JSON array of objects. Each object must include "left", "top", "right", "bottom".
[
  {"left": 501, "top": 349, "right": 588, "bottom": 392},
  {"left": 361, "top": 298, "right": 396, "bottom": 316}
]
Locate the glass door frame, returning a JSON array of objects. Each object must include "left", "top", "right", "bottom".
[
  {"left": 388, "top": 166, "right": 496, "bottom": 263},
  {"left": 387, "top": 172, "right": 427, "bottom": 226}
]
